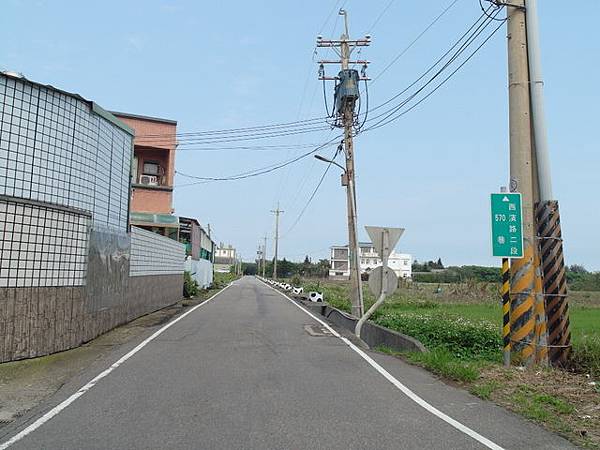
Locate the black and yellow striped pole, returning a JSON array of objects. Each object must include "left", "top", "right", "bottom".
[{"left": 501, "top": 258, "right": 511, "bottom": 367}]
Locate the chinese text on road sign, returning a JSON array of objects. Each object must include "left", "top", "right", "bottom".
[{"left": 490, "top": 193, "right": 523, "bottom": 258}]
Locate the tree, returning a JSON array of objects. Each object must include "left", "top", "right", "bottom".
[
  {"left": 568, "top": 264, "right": 588, "bottom": 274},
  {"left": 277, "top": 258, "right": 294, "bottom": 278}
]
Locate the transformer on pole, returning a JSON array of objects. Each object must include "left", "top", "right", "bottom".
[{"left": 316, "top": 9, "right": 371, "bottom": 318}]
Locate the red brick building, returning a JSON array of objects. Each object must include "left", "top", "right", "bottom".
[{"left": 112, "top": 112, "right": 179, "bottom": 237}]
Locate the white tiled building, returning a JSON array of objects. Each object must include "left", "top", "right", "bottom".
[{"left": 329, "top": 242, "right": 412, "bottom": 280}]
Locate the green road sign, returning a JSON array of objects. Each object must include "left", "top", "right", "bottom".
[{"left": 491, "top": 193, "right": 523, "bottom": 258}]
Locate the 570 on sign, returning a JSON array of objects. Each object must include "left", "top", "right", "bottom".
[{"left": 490, "top": 193, "right": 523, "bottom": 258}]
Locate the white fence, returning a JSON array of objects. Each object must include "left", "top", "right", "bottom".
[
  {"left": 184, "top": 257, "right": 213, "bottom": 289},
  {"left": 130, "top": 226, "right": 185, "bottom": 277}
]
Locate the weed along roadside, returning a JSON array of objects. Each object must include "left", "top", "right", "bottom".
[
  {"left": 277, "top": 276, "right": 600, "bottom": 449},
  {"left": 0, "top": 273, "right": 239, "bottom": 429}
]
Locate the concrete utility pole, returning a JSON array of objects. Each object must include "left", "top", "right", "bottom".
[
  {"left": 257, "top": 244, "right": 262, "bottom": 275},
  {"left": 505, "top": 0, "right": 547, "bottom": 366},
  {"left": 208, "top": 223, "right": 214, "bottom": 280},
  {"left": 524, "top": 0, "right": 570, "bottom": 366},
  {"left": 317, "top": 9, "right": 370, "bottom": 318},
  {"left": 271, "top": 204, "right": 283, "bottom": 279},
  {"left": 262, "top": 235, "right": 267, "bottom": 278}
]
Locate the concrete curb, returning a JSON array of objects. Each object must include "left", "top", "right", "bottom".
[{"left": 295, "top": 297, "right": 427, "bottom": 354}]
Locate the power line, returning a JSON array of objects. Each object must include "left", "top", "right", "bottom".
[
  {"left": 175, "top": 143, "right": 322, "bottom": 152},
  {"left": 175, "top": 136, "right": 341, "bottom": 185},
  {"left": 275, "top": 7, "right": 505, "bottom": 234},
  {"left": 136, "top": 124, "right": 330, "bottom": 146},
  {"left": 274, "top": 4, "right": 346, "bottom": 213},
  {"left": 478, "top": 0, "right": 505, "bottom": 21},
  {"left": 359, "top": 6, "right": 502, "bottom": 130},
  {"left": 131, "top": 1, "right": 473, "bottom": 147},
  {"left": 370, "top": 0, "right": 462, "bottom": 85},
  {"left": 366, "top": 7, "right": 491, "bottom": 118},
  {"left": 362, "top": 13, "right": 506, "bottom": 132},
  {"left": 366, "top": 0, "right": 397, "bottom": 34},
  {"left": 282, "top": 146, "right": 341, "bottom": 237},
  {"left": 135, "top": 116, "right": 328, "bottom": 139}
]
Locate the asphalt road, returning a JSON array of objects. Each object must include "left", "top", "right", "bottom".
[{"left": 1, "top": 277, "right": 575, "bottom": 449}]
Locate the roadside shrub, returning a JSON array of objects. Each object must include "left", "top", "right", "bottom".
[
  {"left": 212, "top": 272, "right": 237, "bottom": 289},
  {"left": 570, "top": 336, "right": 600, "bottom": 378},
  {"left": 375, "top": 312, "right": 501, "bottom": 361},
  {"left": 291, "top": 274, "right": 301, "bottom": 286},
  {"left": 183, "top": 271, "right": 199, "bottom": 298}
]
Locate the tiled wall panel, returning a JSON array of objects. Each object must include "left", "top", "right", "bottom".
[
  {"left": 130, "top": 226, "right": 184, "bottom": 276},
  {"left": 0, "top": 199, "right": 90, "bottom": 287},
  {"left": 0, "top": 75, "right": 132, "bottom": 231}
]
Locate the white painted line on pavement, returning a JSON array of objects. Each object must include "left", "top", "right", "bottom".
[
  {"left": 0, "top": 282, "right": 236, "bottom": 450},
  {"left": 260, "top": 279, "right": 505, "bottom": 450}
]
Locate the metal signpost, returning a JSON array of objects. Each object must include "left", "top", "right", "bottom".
[
  {"left": 367, "top": 266, "right": 398, "bottom": 298},
  {"left": 491, "top": 191, "right": 524, "bottom": 367},
  {"left": 491, "top": 193, "right": 524, "bottom": 258},
  {"left": 355, "top": 226, "right": 404, "bottom": 339}
]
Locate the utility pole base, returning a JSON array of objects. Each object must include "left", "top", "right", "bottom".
[{"left": 536, "top": 200, "right": 571, "bottom": 366}]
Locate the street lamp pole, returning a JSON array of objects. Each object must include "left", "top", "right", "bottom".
[{"left": 314, "top": 153, "right": 364, "bottom": 317}]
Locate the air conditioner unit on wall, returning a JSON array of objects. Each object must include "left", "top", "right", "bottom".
[{"left": 139, "top": 175, "right": 158, "bottom": 186}]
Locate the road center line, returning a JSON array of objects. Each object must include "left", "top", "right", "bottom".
[
  {"left": 0, "top": 282, "right": 236, "bottom": 450},
  {"left": 260, "top": 279, "right": 505, "bottom": 450}
]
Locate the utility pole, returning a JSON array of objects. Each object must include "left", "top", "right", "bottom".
[
  {"left": 271, "top": 204, "right": 283, "bottom": 279},
  {"left": 504, "top": 0, "right": 547, "bottom": 366},
  {"left": 257, "top": 243, "right": 262, "bottom": 276},
  {"left": 317, "top": 9, "right": 370, "bottom": 318},
  {"left": 262, "top": 235, "right": 267, "bottom": 278},
  {"left": 524, "top": 0, "right": 570, "bottom": 366},
  {"left": 208, "top": 223, "right": 214, "bottom": 281}
]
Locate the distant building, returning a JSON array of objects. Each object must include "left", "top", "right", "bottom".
[
  {"left": 178, "top": 216, "right": 216, "bottom": 262},
  {"left": 214, "top": 244, "right": 237, "bottom": 273},
  {"left": 329, "top": 243, "right": 412, "bottom": 280},
  {"left": 112, "top": 112, "right": 179, "bottom": 239}
]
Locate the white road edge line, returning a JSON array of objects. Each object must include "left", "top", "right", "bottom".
[
  {"left": 0, "top": 282, "right": 236, "bottom": 450},
  {"left": 260, "top": 279, "right": 505, "bottom": 450}
]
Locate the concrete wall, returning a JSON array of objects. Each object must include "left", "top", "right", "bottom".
[
  {"left": 0, "top": 225, "right": 184, "bottom": 363},
  {"left": 129, "top": 188, "right": 173, "bottom": 215},
  {"left": 0, "top": 76, "right": 186, "bottom": 364},
  {"left": 0, "top": 273, "right": 183, "bottom": 363}
]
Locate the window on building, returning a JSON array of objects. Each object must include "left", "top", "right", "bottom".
[
  {"left": 143, "top": 162, "right": 160, "bottom": 175},
  {"left": 334, "top": 248, "right": 349, "bottom": 259},
  {"left": 138, "top": 161, "right": 163, "bottom": 185}
]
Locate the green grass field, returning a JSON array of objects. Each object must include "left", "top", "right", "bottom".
[
  {"left": 300, "top": 278, "right": 600, "bottom": 376},
  {"left": 303, "top": 279, "right": 599, "bottom": 342}
]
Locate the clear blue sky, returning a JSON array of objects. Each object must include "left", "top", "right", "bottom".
[{"left": 2, "top": 0, "right": 598, "bottom": 270}]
